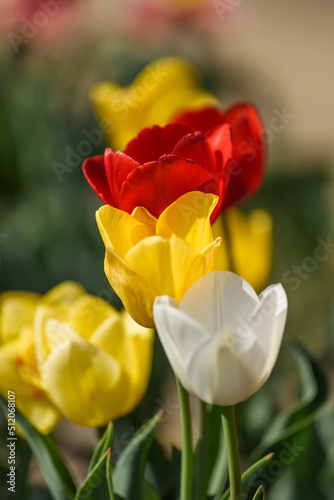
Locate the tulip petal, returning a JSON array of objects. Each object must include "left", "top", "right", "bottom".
[
  {"left": 131, "top": 206, "right": 157, "bottom": 233},
  {"left": 96, "top": 205, "right": 153, "bottom": 258},
  {"left": 117, "top": 312, "right": 154, "bottom": 415},
  {"left": 221, "top": 103, "right": 266, "bottom": 208},
  {"left": 156, "top": 191, "right": 218, "bottom": 252},
  {"left": 0, "top": 341, "right": 60, "bottom": 434},
  {"left": 250, "top": 284, "right": 287, "bottom": 386},
  {"left": 82, "top": 155, "right": 115, "bottom": 205},
  {"left": 41, "top": 282, "right": 86, "bottom": 310},
  {"left": 185, "top": 324, "right": 267, "bottom": 406},
  {"left": 154, "top": 297, "right": 206, "bottom": 391},
  {"left": 0, "top": 293, "right": 39, "bottom": 344},
  {"left": 171, "top": 131, "right": 215, "bottom": 174},
  {"left": 105, "top": 149, "right": 140, "bottom": 205},
  {"left": 213, "top": 209, "right": 273, "bottom": 292},
  {"left": 173, "top": 106, "right": 223, "bottom": 134},
  {"left": 124, "top": 124, "right": 191, "bottom": 164},
  {"left": 119, "top": 154, "right": 215, "bottom": 218},
  {"left": 104, "top": 247, "right": 155, "bottom": 327},
  {"left": 90, "top": 315, "right": 124, "bottom": 360},
  {"left": 41, "top": 333, "right": 130, "bottom": 426},
  {"left": 179, "top": 271, "right": 259, "bottom": 335},
  {"left": 145, "top": 88, "right": 218, "bottom": 130},
  {"left": 125, "top": 236, "right": 175, "bottom": 298},
  {"left": 67, "top": 294, "right": 119, "bottom": 341}
]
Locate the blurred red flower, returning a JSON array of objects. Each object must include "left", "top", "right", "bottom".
[
  {"left": 83, "top": 122, "right": 233, "bottom": 221},
  {"left": 173, "top": 104, "right": 266, "bottom": 208}
]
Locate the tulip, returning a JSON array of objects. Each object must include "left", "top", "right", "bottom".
[
  {"left": 213, "top": 208, "right": 273, "bottom": 291},
  {"left": 83, "top": 122, "right": 232, "bottom": 222},
  {"left": 153, "top": 271, "right": 287, "bottom": 406},
  {"left": 90, "top": 56, "right": 218, "bottom": 150},
  {"left": 0, "top": 282, "right": 154, "bottom": 429},
  {"left": 0, "top": 282, "right": 85, "bottom": 434},
  {"left": 173, "top": 104, "right": 266, "bottom": 208},
  {"left": 96, "top": 191, "right": 221, "bottom": 327}
]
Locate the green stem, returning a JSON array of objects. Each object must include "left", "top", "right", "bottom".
[
  {"left": 221, "top": 406, "right": 242, "bottom": 500},
  {"left": 195, "top": 399, "right": 208, "bottom": 500},
  {"left": 176, "top": 377, "right": 193, "bottom": 500},
  {"left": 222, "top": 213, "right": 236, "bottom": 274}
]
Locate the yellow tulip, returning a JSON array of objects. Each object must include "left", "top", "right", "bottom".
[
  {"left": 91, "top": 56, "right": 218, "bottom": 150},
  {"left": 96, "top": 191, "right": 221, "bottom": 328},
  {"left": 213, "top": 208, "right": 273, "bottom": 292},
  {"left": 0, "top": 282, "right": 154, "bottom": 430}
]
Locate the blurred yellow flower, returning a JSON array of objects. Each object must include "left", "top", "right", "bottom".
[
  {"left": 213, "top": 208, "right": 273, "bottom": 292},
  {"left": 96, "top": 191, "right": 221, "bottom": 328},
  {"left": 0, "top": 282, "right": 154, "bottom": 430},
  {"left": 91, "top": 56, "right": 218, "bottom": 150}
]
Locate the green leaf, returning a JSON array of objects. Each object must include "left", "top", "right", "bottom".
[
  {"left": 206, "top": 405, "right": 228, "bottom": 499},
  {"left": 113, "top": 410, "right": 164, "bottom": 500},
  {"left": 0, "top": 394, "right": 76, "bottom": 500},
  {"left": 250, "top": 340, "right": 329, "bottom": 462},
  {"left": 252, "top": 485, "right": 266, "bottom": 499},
  {"left": 89, "top": 422, "right": 114, "bottom": 472},
  {"left": 75, "top": 449, "right": 110, "bottom": 500},
  {"left": 220, "top": 454, "right": 273, "bottom": 500}
]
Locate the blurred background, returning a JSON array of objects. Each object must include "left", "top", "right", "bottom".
[{"left": 0, "top": 0, "right": 333, "bottom": 499}]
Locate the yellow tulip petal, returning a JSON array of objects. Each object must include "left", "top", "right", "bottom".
[
  {"left": 0, "top": 293, "right": 39, "bottom": 344},
  {"left": 213, "top": 209, "right": 273, "bottom": 292},
  {"left": 104, "top": 247, "right": 155, "bottom": 327},
  {"left": 126, "top": 235, "right": 175, "bottom": 298},
  {"left": 41, "top": 336, "right": 130, "bottom": 426},
  {"left": 157, "top": 192, "right": 218, "bottom": 252},
  {"left": 0, "top": 341, "right": 60, "bottom": 434},
  {"left": 131, "top": 206, "right": 157, "bottom": 234},
  {"left": 96, "top": 205, "right": 152, "bottom": 258},
  {"left": 41, "top": 282, "right": 85, "bottom": 311},
  {"left": 67, "top": 294, "right": 119, "bottom": 341},
  {"left": 34, "top": 305, "right": 64, "bottom": 369},
  {"left": 118, "top": 318, "right": 154, "bottom": 416},
  {"left": 144, "top": 87, "right": 219, "bottom": 129},
  {"left": 90, "top": 315, "right": 125, "bottom": 360}
]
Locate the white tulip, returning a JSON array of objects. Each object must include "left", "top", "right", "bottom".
[{"left": 153, "top": 271, "right": 288, "bottom": 406}]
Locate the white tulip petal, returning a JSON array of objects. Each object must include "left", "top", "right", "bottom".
[
  {"left": 185, "top": 324, "right": 267, "bottom": 406},
  {"left": 253, "top": 284, "right": 288, "bottom": 386},
  {"left": 179, "top": 271, "right": 259, "bottom": 334},
  {"left": 153, "top": 298, "right": 209, "bottom": 390}
]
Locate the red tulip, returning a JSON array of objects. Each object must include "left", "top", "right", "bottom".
[
  {"left": 83, "top": 123, "right": 233, "bottom": 221},
  {"left": 173, "top": 104, "right": 266, "bottom": 208}
]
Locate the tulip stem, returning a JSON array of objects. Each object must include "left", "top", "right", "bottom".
[
  {"left": 222, "top": 213, "right": 236, "bottom": 274},
  {"left": 195, "top": 399, "right": 208, "bottom": 500},
  {"left": 221, "top": 405, "right": 242, "bottom": 500},
  {"left": 176, "top": 377, "right": 193, "bottom": 500}
]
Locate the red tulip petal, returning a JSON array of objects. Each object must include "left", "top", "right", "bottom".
[
  {"left": 172, "top": 131, "right": 216, "bottom": 175},
  {"left": 82, "top": 155, "right": 114, "bottom": 205},
  {"left": 173, "top": 106, "right": 223, "bottom": 134},
  {"left": 124, "top": 124, "right": 191, "bottom": 165},
  {"left": 119, "top": 154, "right": 218, "bottom": 218},
  {"left": 222, "top": 103, "right": 266, "bottom": 208},
  {"left": 104, "top": 149, "right": 140, "bottom": 207}
]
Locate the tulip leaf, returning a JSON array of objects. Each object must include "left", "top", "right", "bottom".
[
  {"left": 250, "top": 340, "right": 329, "bottom": 462},
  {"left": 76, "top": 449, "right": 112, "bottom": 500},
  {"left": 0, "top": 394, "right": 76, "bottom": 500},
  {"left": 219, "top": 454, "right": 273, "bottom": 500},
  {"left": 252, "top": 485, "right": 266, "bottom": 499},
  {"left": 206, "top": 405, "right": 228, "bottom": 499},
  {"left": 89, "top": 422, "right": 114, "bottom": 472},
  {"left": 113, "top": 410, "right": 164, "bottom": 500}
]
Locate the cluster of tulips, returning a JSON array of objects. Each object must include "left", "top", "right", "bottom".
[{"left": 0, "top": 57, "right": 288, "bottom": 500}]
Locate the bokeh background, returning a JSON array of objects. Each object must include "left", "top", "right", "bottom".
[{"left": 0, "top": 0, "right": 333, "bottom": 499}]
